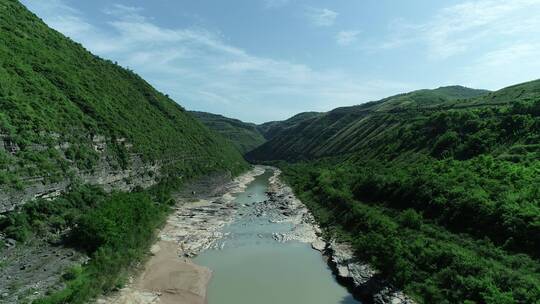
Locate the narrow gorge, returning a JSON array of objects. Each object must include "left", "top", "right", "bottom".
[
  {"left": 2, "top": 1, "right": 540, "bottom": 304},
  {"left": 99, "top": 166, "right": 415, "bottom": 304}
]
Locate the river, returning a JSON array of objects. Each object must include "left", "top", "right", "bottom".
[{"left": 194, "top": 169, "right": 359, "bottom": 304}]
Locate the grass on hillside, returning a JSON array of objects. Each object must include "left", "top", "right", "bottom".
[{"left": 190, "top": 111, "right": 266, "bottom": 154}]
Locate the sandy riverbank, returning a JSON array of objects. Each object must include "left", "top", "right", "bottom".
[
  {"left": 98, "top": 166, "right": 265, "bottom": 304},
  {"left": 100, "top": 165, "right": 413, "bottom": 304}
]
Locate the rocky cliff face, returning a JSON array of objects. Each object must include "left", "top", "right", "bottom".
[
  {"left": 0, "top": 0, "right": 248, "bottom": 214},
  {"left": 0, "top": 134, "right": 161, "bottom": 213},
  {"left": 326, "top": 241, "right": 416, "bottom": 304}
]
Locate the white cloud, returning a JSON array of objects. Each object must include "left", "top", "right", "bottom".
[
  {"left": 107, "top": 4, "right": 142, "bottom": 14},
  {"left": 336, "top": 30, "right": 361, "bottom": 46},
  {"left": 382, "top": 0, "right": 540, "bottom": 59},
  {"left": 370, "top": 0, "right": 540, "bottom": 90},
  {"left": 103, "top": 4, "right": 145, "bottom": 21},
  {"left": 305, "top": 7, "right": 338, "bottom": 27},
  {"left": 20, "top": 0, "right": 411, "bottom": 122},
  {"left": 459, "top": 42, "right": 540, "bottom": 89}
]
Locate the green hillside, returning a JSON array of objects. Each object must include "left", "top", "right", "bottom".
[
  {"left": 190, "top": 111, "right": 266, "bottom": 154},
  {"left": 0, "top": 1, "right": 247, "bottom": 302},
  {"left": 257, "top": 111, "right": 323, "bottom": 140},
  {"left": 247, "top": 86, "right": 491, "bottom": 161},
  {"left": 0, "top": 0, "right": 246, "bottom": 189},
  {"left": 252, "top": 81, "right": 540, "bottom": 303}
]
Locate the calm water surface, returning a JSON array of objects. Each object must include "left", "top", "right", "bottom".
[{"left": 194, "top": 170, "right": 359, "bottom": 304}]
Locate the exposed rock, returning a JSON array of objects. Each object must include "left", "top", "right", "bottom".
[
  {"left": 259, "top": 169, "right": 323, "bottom": 245},
  {"left": 311, "top": 240, "right": 326, "bottom": 252},
  {"left": 160, "top": 167, "right": 264, "bottom": 257},
  {"left": 5, "top": 238, "right": 16, "bottom": 248},
  {"left": 0, "top": 134, "right": 20, "bottom": 154},
  {"left": 98, "top": 167, "right": 265, "bottom": 304},
  {"left": 0, "top": 135, "right": 162, "bottom": 213},
  {"left": 0, "top": 241, "right": 87, "bottom": 304},
  {"left": 267, "top": 168, "right": 417, "bottom": 304}
]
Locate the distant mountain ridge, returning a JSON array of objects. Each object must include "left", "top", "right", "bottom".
[
  {"left": 190, "top": 111, "right": 266, "bottom": 154},
  {"left": 246, "top": 84, "right": 527, "bottom": 161},
  {"left": 193, "top": 85, "right": 492, "bottom": 158}
]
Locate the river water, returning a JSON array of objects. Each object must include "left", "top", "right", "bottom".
[{"left": 194, "top": 169, "right": 359, "bottom": 304}]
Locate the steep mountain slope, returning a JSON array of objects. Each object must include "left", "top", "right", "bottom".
[
  {"left": 0, "top": 1, "right": 248, "bottom": 302},
  {"left": 190, "top": 111, "right": 265, "bottom": 154},
  {"left": 0, "top": 0, "right": 247, "bottom": 212},
  {"left": 267, "top": 81, "right": 540, "bottom": 303},
  {"left": 247, "top": 85, "right": 499, "bottom": 161},
  {"left": 257, "top": 112, "right": 323, "bottom": 140}
]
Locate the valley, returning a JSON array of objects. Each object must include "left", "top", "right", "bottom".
[
  {"left": 1, "top": 1, "right": 539, "bottom": 304},
  {"left": 196, "top": 81, "right": 540, "bottom": 303},
  {"left": 101, "top": 167, "right": 361, "bottom": 304}
]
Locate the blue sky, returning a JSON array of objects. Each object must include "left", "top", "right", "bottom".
[{"left": 21, "top": 0, "right": 540, "bottom": 123}]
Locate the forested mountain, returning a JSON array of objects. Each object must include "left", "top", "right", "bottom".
[
  {"left": 190, "top": 111, "right": 266, "bottom": 154},
  {"left": 189, "top": 110, "right": 324, "bottom": 155},
  {"left": 247, "top": 86, "right": 492, "bottom": 161},
  {"left": 250, "top": 80, "right": 540, "bottom": 303},
  {"left": 0, "top": 1, "right": 246, "bottom": 302},
  {"left": 257, "top": 112, "right": 323, "bottom": 140},
  {"left": 0, "top": 0, "right": 246, "bottom": 205}
]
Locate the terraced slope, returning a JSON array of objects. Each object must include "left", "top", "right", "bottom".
[
  {"left": 257, "top": 111, "right": 323, "bottom": 140},
  {"left": 190, "top": 111, "right": 266, "bottom": 154},
  {"left": 247, "top": 85, "right": 516, "bottom": 161}
]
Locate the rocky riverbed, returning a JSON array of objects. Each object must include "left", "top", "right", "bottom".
[
  {"left": 159, "top": 166, "right": 266, "bottom": 257},
  {"left": 98, "top": 166, "right": 265, "bottom": 304},
  {"left": 261, "top": 168, "right": 416, "bottom": 304},
  {"left": 98, "top": 165, "right": 414, "bottom": 304}
]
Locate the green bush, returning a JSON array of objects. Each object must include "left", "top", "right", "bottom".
[
  {"left": 398, "top": 209, "right": 423, "bottom": 229},
  {"left": 34, "top": 190, "right": 168, "bottom": 304},
  {"left": 281, "top": 162, "right": 540, "bottom": 304}
]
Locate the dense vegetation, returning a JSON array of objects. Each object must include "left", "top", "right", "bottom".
[
  {"left": 247, "top": 85, "right": 493, "bottom": 161},
  {"left": 190, "top": 111, "right": 266, "bottom": 154},
  {"left": 0, "top": 0, "right": 247, "bottom": 190},
  {"left": 252, "top": 81, "right": 540, "bottom": 303},
  {"left": 1, "top": 182, "right": 173, "bottom": 304},
  {"left": 282, "top": 162, "right": 540, "bottom": 303},
  {"left": 257, "top": 112, "right": 323, "bottom": 140},
  {"left": 0, "top": 1, "right": 248, "bottom": 303}
]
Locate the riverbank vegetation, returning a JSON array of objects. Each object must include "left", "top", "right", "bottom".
[
  {"left": 256, "top": 81, "right": 540, "bottom": 303},
  {"left": 1, "top": 151, "right": 250, "bottom": 304},
  {"left": 0, "top": 181, "right": 169, "bottom": 304},
  {"left": 1, "top": 168, "right": 227, "bottom": 303},
  {"left": 282, "top": 159, "right": 540, "bottom": 303},
  {"left": 33, "top": 188, "right": 169, "bottom": 304}
]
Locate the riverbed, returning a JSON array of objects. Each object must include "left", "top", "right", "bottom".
[
  {"left": 100, "top": 166, "right": 360, "bottom": 304},
  {"left": 194, "top": 169, "right": 358, "bottom": 304}
]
